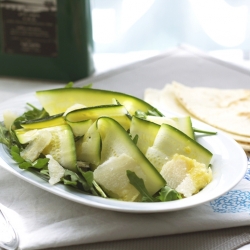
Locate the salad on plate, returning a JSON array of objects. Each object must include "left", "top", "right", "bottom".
[{"left": 0, "top": 83, "right": 216, "bottom": 203}]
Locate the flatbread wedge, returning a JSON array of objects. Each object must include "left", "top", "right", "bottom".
[
  {"left": 172, "top": 82, "right": 250, "bottom": 137},
  {"left": 144, "top": 81, "right": 250, "bottom": 151}
]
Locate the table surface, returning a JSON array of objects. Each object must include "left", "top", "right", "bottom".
[{"left": 0, "top": 46, "right": 250, "bottom": 250}]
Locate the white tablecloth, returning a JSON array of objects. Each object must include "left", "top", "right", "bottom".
[{"left": 0, "top": 45, "right": 250, "bottom": 250}]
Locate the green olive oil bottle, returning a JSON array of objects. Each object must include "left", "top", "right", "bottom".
[{"left": 0, "top": 0, "right": 94, "bottom": 81}]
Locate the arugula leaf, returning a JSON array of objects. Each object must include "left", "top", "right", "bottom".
[
  {"left": 0, "top": 122, "right": 19, "bottom": 149},
  {"left": 82, "top": 83, "right": 93, "bottom": 89},
  {"left": 92, "top": 180, "right": 107, "bottom": 198},
  {"left": 0, "top": 122, "right": 12, "bottom": 148},
  {"left": 147, "top": 109, "right": 164, "bottom": 117},
  {"left": 19, "top": 161, "right": 32, "bottom": 169},
  {"left": 40, "top": 169, "right": 50, "bottom": 178},
  {"left": 13, "top": 104, "right": 48, "bottom": 129},
  {"left": 126, "top": 170, "right": 155, "bottom": 202},
  {"left": 135, "top": 108, "right": 163, "bottom": 119},
  {"left": 77, "top": 165, "right": 107, "bottom": 197},
  {"left": 127, "top": 170, "right": 183, "bottom": 202},
  {"left": 10, "top": 145, "right": 49, "bottom": 170},
  {"left": 63, "top": 170, "right": 83, "bottom": 186},
  {"left": 65, "top": 82, "right": 93, "bottom": 89},
  {"left": 193, "top": 127, "right": 217, "bottom": 135},
  {"left": 33, "top": 158, "right": 50, "bottom": 169},
  {"left": 62, "top": 169, "right": 99, "bottom": 196},
  {"left": 65, "top": 82, "right": 74, "bottom": 88},
  {"left": 134, "top": 110, "right": 147, "bottom": 119},
  {"left": 77, "top": 166, "right": 94, "bottom": 187},
  {"left": 155, "top": 186, "right": 182, "bottom": 202},
  {"left": 11, "top": 145, "right": 24, "bottom": 163}
]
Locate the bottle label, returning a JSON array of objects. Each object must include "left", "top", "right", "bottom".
[{"left": 0, "top": 0, "right": 58, "bottom": 57}]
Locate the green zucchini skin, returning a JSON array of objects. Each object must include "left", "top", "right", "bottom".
[
  {"left": 21, "top": 113, "right": 65, "bottom": 129},
  {"left": 75, "top": 121, "right": 101, "bottom": 170},
  {"left": 130, "top": 116, "right": 160, "bottom": 155},
  {"left": 148, "top": 124, "right": 213, "bottom": 168},
  {"left": 20, "top": 104, "right": 131, "bottom": 132},
  {"left": 66, "top": 119, "right": 93, "bottom": 137},
  {"left": 96, "top": 117, "right": 166, "bottom": 196},
  {"left": 172, "top": 116, "right": 195, "bottom": 139},
  {"left": 36, "top": 88, "right": 163, "bottom": 116},
  {"left": 15, "top": 125, "right": 77, "bottom": 172},
  {"left": 65, "top": 104, "right": 131, "bottom": 131},
  {"left": 42, "top": 124, "right": 77, "bottom": 172}
]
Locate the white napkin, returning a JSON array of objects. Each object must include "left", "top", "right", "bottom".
[
  {"left": 1, "top": 45, "right": 250, "bottom": 250},
  {"left": 0, "top": 165, "right": 249, "bottom": 250}
]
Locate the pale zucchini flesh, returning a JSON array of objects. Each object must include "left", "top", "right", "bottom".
[
  {"left": 147, "top": 124, "right": 212, "bottom": 170},
  {"left": 15, "top": 124, "right": 77, "bottom": 172},
  {"left": 146, "top": 115, "right": 194, "bottom": 139},
  {"left": 75, "top": 121, "right": 101, "bottom": 169},
  {"left": 96, "top": 117, "right": 166, "bottom": 196},
  {"left": 42, "top": 125, "right": 77, "bottom": 172},
  {"left": 172, "top": 116, "right": 194, "bottom": 139},
  {"left": 130, "top": 116, "right": 160, "bottom": 155},
  {"left": 66, "top": 119, "right": 93, "bottom": 137}
]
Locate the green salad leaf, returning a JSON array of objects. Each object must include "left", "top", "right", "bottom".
[
  {"left": 193, "top": 127, "right": 217, "bottom": 135},
  {"left": 62, "top": 169, "right": 106, "bottom": 197},
  {"left": 126, "top": 170, "right": 155, "bottom": 202},
  {"left": 135, "top": 109, "right": 164, "bottom": 119},
  {"left": 82, "top": 83, "right": 93, "bottom": 89},
  {"left": 65, "top": 82, "right": 74, "bottom": 88},
  {"left": 65, "top": 81, "right": 93, "bottom": 89},
  {"left": 156, "top": 186, "right": 182, "bottom": 202},
  {"left": 10, "top": 145, "right": 49, "bottom": 170},
  {"left": 0, "top": 122, "right": 11, "bottom": 147},
  {"left": 13, "top": 103, "right": 48, "bottom": 129},
  {"left": 77, "top": 167, "right": 107, "bottom": 197},
  {"left": 127, "top": 170, "right": 182, "bottom": 202}
]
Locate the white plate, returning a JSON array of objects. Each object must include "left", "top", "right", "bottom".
[{"left": 0, "top": 92, "right": 248, "bottom": 213}]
